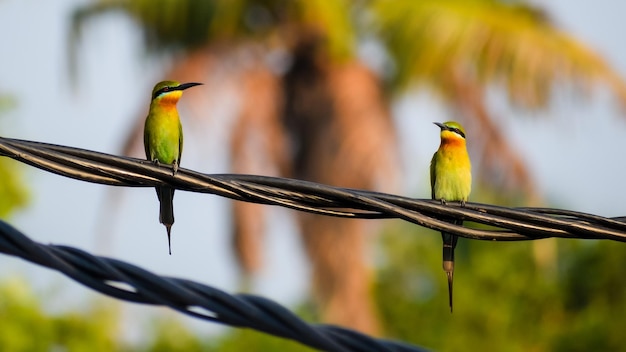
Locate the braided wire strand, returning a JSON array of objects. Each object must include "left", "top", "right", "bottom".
[
  {"left": 1, "top": 136, "right": 626, "bottom": 350},
  {"left": 0, "top": 220, "right": 427, "bottom": 352},
  {"left": 1, "top": 137, "right": 625, "bottom": 242}
]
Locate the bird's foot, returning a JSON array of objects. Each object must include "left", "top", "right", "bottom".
[
  {"left": 172, "top": 161, "right": 178, "bottom": 176},
  {"left": 440, "top": 199, "right": 447, "bottom": 206},
  {"left": 460, "top": 200, "right": 466, "bottom": 207}
]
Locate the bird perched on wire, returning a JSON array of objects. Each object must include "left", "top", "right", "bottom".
[
  {"left": 144, "top": 80, "right": 202, "bottom": 254},
  {"left": 430, "top": 121, "right": 471, "bottom": 312}
]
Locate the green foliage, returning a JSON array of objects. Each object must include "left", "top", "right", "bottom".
[
  {"left": 375, "top": 223, "right": 626, "bottom": 351},
  {"left": 0, "top": 276, "right": 322, "bottom": 351},
  {"left": 141, "top": 316, "right": 211, "bottom": 351},
  {"left": 0, "top": 158, "right": 29, "bottom": 218},
  {"left": 3, "top": 230, "right": 624, "bottom": 351},
  {"left": 216, "top": 329, "right": 317, "bottom": 352},
  {"left": 372, "top": 0, "right": 626, "bottom": 107},
  {"left": 71, "top": 0, "right": 356, "bottom": 60},
  {"left": 0, "top": 95, "right": 28, "bottom": 218},
  {"left": 72, "top": 0, "right": 626, "bottom": 108},
  {"left": 210, "top": 302, "right": 319, "bottom": 351},
  {"left": 0, "top": 278, "right": 120, "bottom": 351}
]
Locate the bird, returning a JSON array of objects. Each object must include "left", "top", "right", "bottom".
[
  {"left": 143, "top": 80, "right": 202, "bottom": 255},
  {"left": 430, "top": 121, "right": 471, "bottom": 312}
]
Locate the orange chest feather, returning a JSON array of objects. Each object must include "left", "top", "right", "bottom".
[
  {"left": 154, "top": 100, "right": 178, "bottom": 112},
  {"left": 440, "top": 136, "right": 466, "bottom": 149},
  {"left": 437, "top": 139, "right": 470, "bottom": 167},
  {"left": 149, "top": 102, "right": 180, "bottom": 123}
]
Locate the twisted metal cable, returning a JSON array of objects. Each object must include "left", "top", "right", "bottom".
[
  {"left": 0, "top": 220, "right": 426, "bottom": 352},
  {"left": 1, "top": 136, "right": 625, "bottom": 350},
  {"left": 1, "top": 136, "right": 625, "bottom": 242}
]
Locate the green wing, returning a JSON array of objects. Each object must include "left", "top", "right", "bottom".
[
  {"left": 143, "top": 117, "right": 151, "bottom": 160},
  {"left": 429, "top": 152, "right": 437, "bottom": 199},
  {"left": 177, "top": 119, "right": 183, "bottom": 165}
]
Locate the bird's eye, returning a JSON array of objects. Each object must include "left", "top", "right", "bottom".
[{"left": 162, "top": 87, "right": 169, "bottom": 92}]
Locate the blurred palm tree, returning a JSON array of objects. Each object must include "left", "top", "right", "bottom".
[{"left": 70, "top": 0, "right": 626, "bottom": 334}]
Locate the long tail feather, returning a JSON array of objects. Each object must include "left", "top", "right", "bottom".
[
  {"left": 442, "top": 230, "right": 459, "bottom": 313},
  {"left": 446, "top": 270, "right": 453, "bottom": 312},
  {"left": 158, "top": 186, "right": 175, "bottom": 255},
  {"left": 166, "top": 224, "right": 172, "bottom": 255}
]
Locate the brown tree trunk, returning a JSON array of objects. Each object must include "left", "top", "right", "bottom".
[
  {"left": 283, "top": 33, "right": 398, "bottom": 334},
  {"left": 231, "top": 60, "right": 288, "bottom": 277}
]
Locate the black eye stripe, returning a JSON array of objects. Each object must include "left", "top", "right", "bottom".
[
  {"left": 447, "top": 127, "right": 465, "bottom": 138},
  {"left": 152, "top": 86, "right": 174, "bottom": 99},
  {"left": 158, "top": 87, "right": 171, "bottom": 95}
]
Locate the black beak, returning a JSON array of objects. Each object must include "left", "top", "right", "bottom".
[
  {"left": 176, "top": 82, "right": 203, "bottom": 91},
  {"left": 433, "top": 122, "right": 446, "bottom": 130}
]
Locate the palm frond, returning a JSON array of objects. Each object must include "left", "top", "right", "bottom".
[
  {"left": 289, "top": 0, "right": 356, "bottom": 60},
  {"left": 374, "top": 0, "right": 626, "bottom": 108}
]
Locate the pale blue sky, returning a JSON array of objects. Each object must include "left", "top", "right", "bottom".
[{"left": 1, "top": 0, "right": 625, "bottom": 342}]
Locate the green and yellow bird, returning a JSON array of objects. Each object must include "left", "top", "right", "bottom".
[
  {"left": 144, "top": 80, "right": 202, "bottom": 255},
  {"left": 430, "top": 121, "right": 471, "bottom": 312}
]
